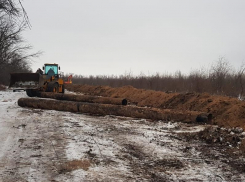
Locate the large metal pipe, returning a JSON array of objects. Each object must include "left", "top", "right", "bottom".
[
  {"left": 37, "top": 92, "right": 127, "bottom": 105},
  {"left": 18, "top": 98, "right": 200, "bottom": 122}
]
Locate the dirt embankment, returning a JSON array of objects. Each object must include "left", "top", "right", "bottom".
[{"left": 65, "top": 84, "right": 245, "bottom": 129}]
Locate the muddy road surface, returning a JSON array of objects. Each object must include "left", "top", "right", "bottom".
[{"left": 0, "top": 90, "right": 245, "bottom": 181}]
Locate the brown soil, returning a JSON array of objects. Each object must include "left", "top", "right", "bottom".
[
  {"left": 179, "top": 126, "right": 244, "bottom": 148},
  {"left": 65, "top": 84, "right": 245, "bottom": 129},
  {"left": 178, "top": 125, "right": 245, "bottom": 173},
  {"left": 60, "top": 159, "right": 91, "bottom": 173}
]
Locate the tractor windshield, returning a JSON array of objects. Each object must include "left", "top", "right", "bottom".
[{"left": 44, "top": 65, "right": 58, "bottom": 76}]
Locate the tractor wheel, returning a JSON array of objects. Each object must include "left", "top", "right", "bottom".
[
  {"left": 61, "top": 85, "right": 65, "bottom": 93},
  {"left": 52, "top": 83, "right": 59, "bottom": 93},
  {"left": 47, "top": 82, "right": 58, "bottom": 93},
  {"left": 47, "top": 83, "right": 53, "bottom": 92},
  {"left": 26, "top": 89, "right": 36, "bottom": 97}
]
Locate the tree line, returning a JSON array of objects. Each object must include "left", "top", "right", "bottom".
[{"left": 69, "top": 58, "right": 245, "bottom": 98}]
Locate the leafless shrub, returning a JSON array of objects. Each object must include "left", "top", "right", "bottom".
[
  {"left": 69, "top": 59, "right": 245, "bottom": 98},
  {"left": 237, "top": 64, "right": 245, "bottom": 100},
  {"left": 209, "top": 57, "right": 233, "bottom": 94}
]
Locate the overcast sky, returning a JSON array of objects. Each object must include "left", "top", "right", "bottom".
[{"left": 22, "top": 0, "right": 245, "bottom": 76}]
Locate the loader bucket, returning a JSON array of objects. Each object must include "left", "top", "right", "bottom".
[{"left": 9, "top": 73, "right": 43, "bottom": 89}]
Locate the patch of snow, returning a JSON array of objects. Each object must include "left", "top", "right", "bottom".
[
  {"left": 66, "top": 142, "right": 88, "bottom": 160},
  {"left": 174, "top": 125, "right": 207, "bottom": 133}
]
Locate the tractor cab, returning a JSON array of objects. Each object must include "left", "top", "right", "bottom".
[{"left": 43, "top": 64, "right": 60, "bottom": 78}]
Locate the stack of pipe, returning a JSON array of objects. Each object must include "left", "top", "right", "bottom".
[{"left": 18, "top": 92, "right": 203, "bottom": 122}]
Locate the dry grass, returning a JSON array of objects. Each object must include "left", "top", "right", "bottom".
[{"left": 60, "top": 159, "right": 91, "bottom": 173}]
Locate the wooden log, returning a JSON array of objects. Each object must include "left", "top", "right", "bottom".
[
  {"left": 18, "top": 98, "right": 202, "bottom": 123},
  {"left": 37, "top": 92, "right": 127, "bottom": 105}
]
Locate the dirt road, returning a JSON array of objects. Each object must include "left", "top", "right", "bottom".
[{"left": 0, "top": 90, "right": 245, "bottom": 181}]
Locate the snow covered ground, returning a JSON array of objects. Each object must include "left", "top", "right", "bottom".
[{"left": 0, "top": 90, "right": 245, "bottom": 181}]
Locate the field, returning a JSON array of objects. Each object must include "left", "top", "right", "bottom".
[{"left": 0, "top": 86, "right": 245, "bottom": 181}]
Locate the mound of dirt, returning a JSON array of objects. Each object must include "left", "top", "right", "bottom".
[
  {"left": 65, "top": 84, "right": 245, "bottom": 129},
  {"left": 179, "top": 125, "right": 245, "bottom": 173},
  {"left": 179, "top": 126, "right": 244, "bottom": 147}
]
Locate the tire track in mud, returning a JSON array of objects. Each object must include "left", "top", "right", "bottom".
[
  {"left": 73, "top": 117, "right": 245, "bottom": 181},
  {"left": 81, "top": 118, "right": 181, "bottom": 181},
  {"left": 0, "top": 109, "right": 72, "bottom": 182},
  {"left": 82, "top": 118, "right": 175, "bottom": 181},
  {"left": 0, "top": 109, "right": 35, "bottom": 182},
  {"left": 99, "top": 121, "right": 189, "bottom": 181},
  {"left": 1, "top": 102, "right": 245, "bottom": 181}
]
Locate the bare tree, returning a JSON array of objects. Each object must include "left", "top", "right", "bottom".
[
  {"left": 209, "top": 57, "right": 232, "bottom": 94},
  {"left": 0, "top": 0, "right": 30, "bottom": 22},
  {"left": 237, "top": 63, "right": 245, "bottom": 99},
  {"left": 0, "top": 0, "right": 19, "bottom": 15},
  {"left": 0, "top": 0, "right": 38, "bottom": 85}
]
